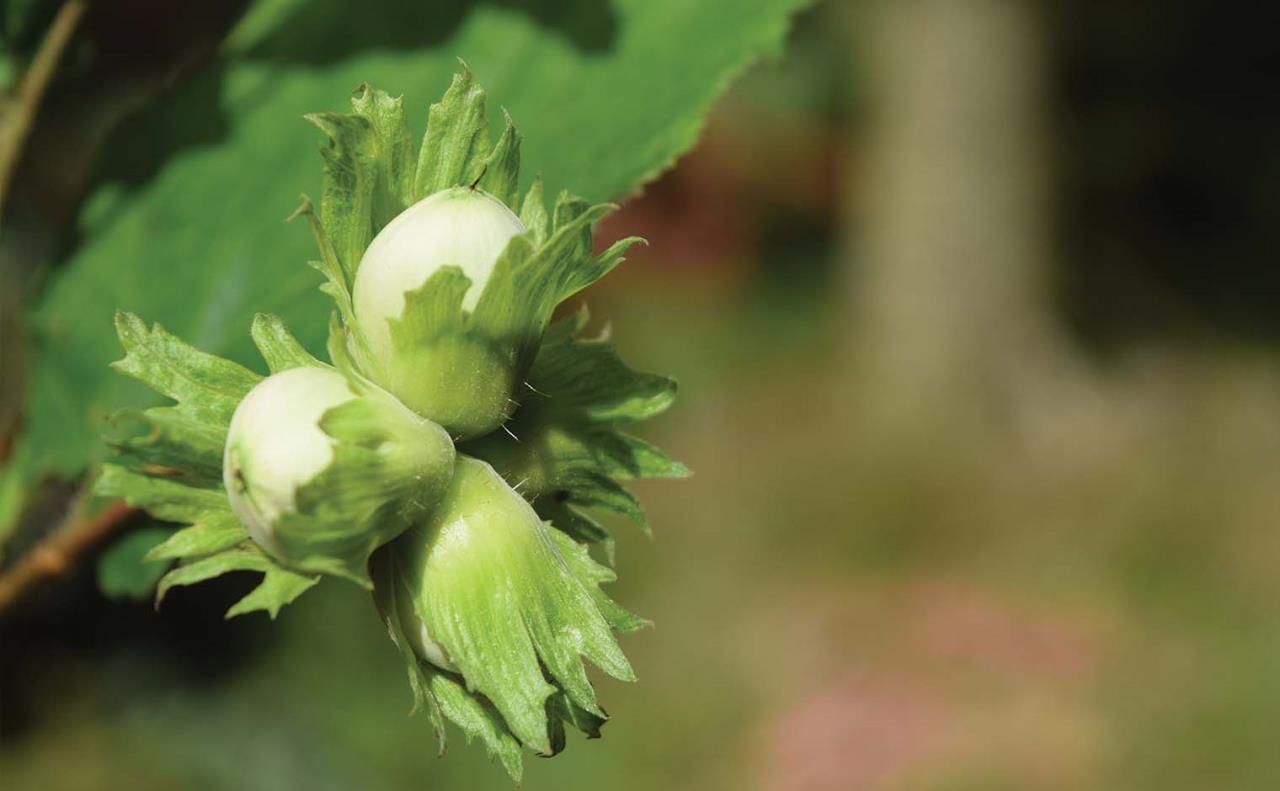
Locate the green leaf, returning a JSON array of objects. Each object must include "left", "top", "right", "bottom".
[
  {"left": 389, "top": 457, "right": 635, "bottom": 754},
  {"left": 110, "top": 312, "right": 261, "bottom": 426},
  {"left": 533, "top": 308, "right": 682, "bottom": 423},
  {"left": 96, "top": 312, "right": 262, "bottom": 489},
  {"left": 97, "top": 464, "right": 230, "bottom": 525},
  {"left": 250, "top": 312, "right": 325, "bottom": 373},
  {"left": 18, "top": 0, "right": 805, "bottom": 490},
  {"left": 143, "top": 516, "right": 245, "bottom": 562},
  {"left": 93, "top": 312, "right": 365, "bottom": 616},
  {"left": 223, "top": 560, "right": 320, "bottom": 618},
  {"left": 547, "top": 690, "right": 608, "bottom": 745},
  {"left": 369, "top": 546, "right": 524, "bottom": 780},
  {"left": 304, "top": 111, "right": 377, "bottom": 280},
  {"left": 466, "top": 308, "right": 687, "bottom": 543},
  {"left": 536, "top": 497, "right": 613, "bottom": 556},
  {"left": 519, "top": 176, "right": 549, "bottom": 246},
  {"left": 350, "top": 84, "right": 414, "bottom": 227},
  {"left": 102, "top": 408, "right": 226, "bottom": 487},
  {"left": 385, "top": 266, "right": 471, "bottom": 351},
  {"left": 369, "top": 547, "right": 445, "bottom": 730},
  {"left": 0, "top": 454, "right": 27, "bottom": 556},
  {"left": 97, "top": 464, "right": 321, "bottom": 618},
  {"left": 547, "top": 527, "right": 648, "bottom": 635},
  {"left": 288, "top": 198, "right": 377, "bottom": 380},
  {"left": 478, "top": 109, "right": 521, "bottom": 207},
  {"left": 414, "top": 63, "right": 491, "bottom": 199},
  {"left": 156, "top": 546, "right": 320, "bottom": 619},
  {"left": 430, "top": 671, "right": 524, "bottom": 780},
  {"left": 469, "top": 202, "right": 639, "bottom": 373},
  {"left": 97, "top": 526, "right": 174, "bottom": 600}
]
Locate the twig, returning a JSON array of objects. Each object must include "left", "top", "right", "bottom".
[
  {"left": 0, "top": 499, "right": 137, "bottom": 613},
  {"left": 0, "top": 0, "right": 93, "bottom": 612},
  {"left": 0, "top": 0, "right": 88, "bottom": 214}
]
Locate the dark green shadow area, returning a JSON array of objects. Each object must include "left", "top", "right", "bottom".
[
  {"left": 94, "top": 0, "right": 617, "bottom": 195},
  {"left": 246, "top": 0, "right": 619, "bottom": 63}
]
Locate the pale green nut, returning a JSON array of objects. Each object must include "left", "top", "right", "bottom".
[
  {"left": 383, "top": 456, "right": 635, "bottom": 753},
  {"left": 223, "top": 367, "right": 354, "bottom": 551},
  {"left": 223, "top": 366, "right": 455, "bottom": 581},
  {"left": 353, "top": 186, "right": 526, "bottom": 438}
]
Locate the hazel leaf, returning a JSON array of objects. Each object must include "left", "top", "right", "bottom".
[
  {"left": 465, "top": 308, "right": 687, "bottom": 545},
  {"left": 155, "top": 546, "right": 320, "bottom": 620},
  {"left": 142, "top": 516, "right": 246, "bottom": 562},
  {"left": 304, "top": 111, "right": 377, "bottom": 281},
  {"left": 110, "top": 311, "right": 261, "bottom": 426},
  {"left": 519, "top": 176, "right": 549, "bottom": 246},
  {"left": 250, "top": 312, "right": 326, "bottom": 373},
  {"left": 414, "top": 63, "right": 492, "bottom": 199},
  {"left": 97, "top": 464, "right": 320, "bottom": 618},
  {"left": 97, "top": 527, "right": 175, "bottom": 601},
  {"left": 469, "top": 201, "right": 637, "bottom": 375},
  {"left": 370, "top": 546, "right": 525, "bottom": 780},
  {"left": 95, "top": 316, "right": 354, "bottom": 616},
  {"left": 387, "top": 457, "right": 636, "bottom": 754},
  {"left": 224, "top": 561, "right": 321, "bottom": 619},
  {"left": 350, "top": 84, "right": 415, "bottom": 227},
  {"left": 547, "top": 527, "right": 649, "bottom": 634},
  {"left": 97, "top": 464, "right": 231, "bottom": 525},
  {"left": 102, "top": 408, "right": 227, "bottom": 487},
  {"left": 478, "top": 108, "right": 522, "bottom": 207},
  {"left": 20, "top": 0, "right": 807, "bottom": 489},
  {"left": 429, "top": 670, "right": 525, "bottom": 780}
]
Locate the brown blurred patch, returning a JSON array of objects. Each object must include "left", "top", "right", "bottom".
[
  {"left": 903, "top": 580, "right": 1101, "bottom": 686},
  {"left": 595, "top": 98, "right": 845, "bottom": 281},
  {"left": 756, "top": 671, "right": 950, "bottom": 791},
  {"left": 747, "top": 579, "right": 1111, "bottom": 790}
]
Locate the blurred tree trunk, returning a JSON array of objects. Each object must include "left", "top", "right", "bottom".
[{"left": 845, "top": 0, "right": 1088, "bottom": 448}]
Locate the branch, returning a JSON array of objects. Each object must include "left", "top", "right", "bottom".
[
  {"left": 0, "top": 498, "right": 137, "bottom": 613},
  {"left": 0, "top": 0, "right": 89, "bottom": 214}
]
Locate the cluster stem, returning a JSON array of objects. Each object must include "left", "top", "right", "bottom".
[{"left": 0, "top": 498, "right": 135, "bottom": 613}]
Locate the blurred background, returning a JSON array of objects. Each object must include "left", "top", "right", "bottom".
[{"left": 5, "top": 0, "right": 1280, "bottom": 789}]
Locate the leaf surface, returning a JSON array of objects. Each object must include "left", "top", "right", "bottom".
[{"left": 14, "top": 0, "right": 805, "bottom": 489}]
